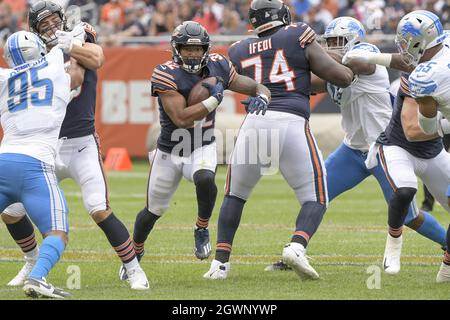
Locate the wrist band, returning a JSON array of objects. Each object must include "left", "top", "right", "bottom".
[{"left": 202, "top": 96, "right": 219, "bottom": 112}]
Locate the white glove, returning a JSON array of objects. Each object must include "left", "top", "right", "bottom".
[
  {"left": 70, "top": 23, "right": 86, "bottom": 43},
  {"left": 56, "top": 24, "right": 85, "bottom": 54},
  {"left": 342, "top": 51, "right": 392, "bottom": 67}
]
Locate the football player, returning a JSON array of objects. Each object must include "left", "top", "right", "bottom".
[
  {"left": 121, "top": 20, "right": 271, "bottom": 279},
  {"left": 1, "top": 31, "right": 84, "bottom": 298},
  {"left": 203, "top": 0, "right": 354, "bottom": 280},
  {"left": 1, "top": 0, "right": 149, "bottom": 290},
  {"left": 344, "top": 10, "right": 450, "bottom": 279},
  {"left": 266, "top": 16, "right": 447, "bottom": 272}
]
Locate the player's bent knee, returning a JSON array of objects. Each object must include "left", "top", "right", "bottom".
[
  {"left": 91, "top": 208, "right": 112, "bottom": 224},
  {"left": 2, "top": 203, "right": 27, "bottom": 219},
  {"left": 1, "top": 213, "right": 23, "bottom": 224},
  {"left": 147, "top": 203, "right": 168, "bottom": 217},
  {"left": 44, "top": 230, "right": 68, "bottom": 245},
  {"left": 85, "top": 193, "right": 108, "bottom": 216},
  {"left": 393, "top": 187, "right": 417, "bottom": 204},
  {"left": 193, "top": 169, "right": 215, "bottom": 188},
  {"left": 404, "top": 210, "right": 424, "bottom": 229}
]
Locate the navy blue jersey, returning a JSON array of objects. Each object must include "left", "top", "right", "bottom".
[
  {"left": 228, "top": 23, "right": 317, "bottom": 119},
  {"left": 151, "top": 54, "right": 236, "bottom": 155},
  {"left": 59, "top": 23, "right": 98, "bottom": 139},
  {"left": 377, "top": 73, "right": 443, "bottom": 159}
]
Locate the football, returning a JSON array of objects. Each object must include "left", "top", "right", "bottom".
[{"left": 187, "top": 77, "right": 217, "bottom": 106}]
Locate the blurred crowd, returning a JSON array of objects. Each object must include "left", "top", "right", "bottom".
[{"left": 0, "top": 0, "right": 449, "bottom": 46}]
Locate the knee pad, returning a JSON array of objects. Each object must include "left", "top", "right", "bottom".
[
  {"left": 85, "top": 193, "right": 108, "bottom": 215},
  {"left": 193, "top": 170, "right": 216, "bottom": 189},
  {"left": 393, "top": 187, "right": 417, "bottom": 205}
]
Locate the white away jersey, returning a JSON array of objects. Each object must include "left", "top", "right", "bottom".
[
  {"left": 326, "top": 42, "right": 392, "bottom": 151},
  {"left": 0, "top": 47, "right": 71, "bottom": 165},
  {"left": 409, "top": 35, "right": 450, "bottom": 119}
]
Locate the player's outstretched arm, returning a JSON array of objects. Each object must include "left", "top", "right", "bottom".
[
  {"left": 326, "top": 50, "right": 375, "bottom": 75},
  {"left": 401, "top": 96, "right": 439, "bottom": 141},
  {"left": 69, "top": 42, "right": 105, "bottom": 70},
  {"left": 306, "top": 41, "right": 354, "bottom": 88},
  {"left": 67, "top": 58, "right": 85, "bottom": 90},
  {"left": 343, "top": 51, "right": 415, "bottom": 73}
]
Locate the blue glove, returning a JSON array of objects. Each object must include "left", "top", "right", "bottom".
[
  {"left": 202, "top": 77, "right": 224, "bottom": 104},
  {"left": 241, "top": 94, "right": 269, "bottom": 115}
]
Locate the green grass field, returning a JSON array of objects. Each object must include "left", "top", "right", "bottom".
[{"left": 0, "top": 161, "right": 449, "bottom": 300}]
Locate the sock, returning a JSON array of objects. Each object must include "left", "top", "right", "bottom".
[
  {"left": 407, "top": 211, "right": 447, "bottom": 247},
  {"left": 193, "top": 170, "right": 217, "bottom": 229},
  {"left": 133, "top": 207, "right": 160, "bottom": 258},
  {"left": 291, "top": 201, "right": 327, "bottom": 248},
  {"left": 6, "top": 215, "right": 38, "bottom": 257},
  {"left": 389, "top": 226, "right": 403, "bottom": 238},
  {"left": 215, "top": 195, "right": 245, "bottom": 263},
  {"left": 388, "top": 187, "right": 416, "bottom": 236},
  {"left": 124, "top": 257, "right": 139, "bottom": 270},
  {"left": 29, "top": 235, "right": 65, "bottom": 280},
  {"left": 97, "top": 213, "right": 136, "bottom": 264}
]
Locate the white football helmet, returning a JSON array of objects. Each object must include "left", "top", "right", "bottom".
[
  {"left": 395, "top": 10, "right": 446, "bottom": 66},
  {"left": 3, "top": 31, "right": 47, "bottom": 68},
  {"left": 322, "top": 17, "right": 366, "bottom": 53}
]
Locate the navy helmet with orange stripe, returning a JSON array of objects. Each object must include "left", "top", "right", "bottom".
[
  {"left": 28, "top": 0, "right": 67, "bottom": 47},
  {"left": 171, "top": 21, "right": 211, "bottom": 74},
  {"left": 248, "top": 0, "right": 291, "bottom": 36}
]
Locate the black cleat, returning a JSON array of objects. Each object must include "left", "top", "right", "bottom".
[{"left": 194, "top": 228, "right": 211, "bottom": 260}]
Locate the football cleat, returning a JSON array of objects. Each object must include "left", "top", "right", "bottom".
[
  {"left": 8, "top": 255, "right": 38, "bottom": 286},
  {"left": 23, "top": 278, "right": 71, "bottom": 299},
  {"left": 194, "top": 228, "right": 211, "bottom": 260},
  {"left": 436, "top": 262, "right": 450, "bottom": 283},
  {"left": 203, "top": 259, "right": 230, "bottom": 280},
  {"left": 126, "top": 266, "right": 149, "bottom": 290},
  {"left": 383, "top": 234, "right": 402, "bottom": 275},
  {"left": 264, "top": 260, "right": 292, "bottom": 271},
  {"left": 119, "top": 252, "right": 145, "bottom": 281},
  {"left": 282, "top": 242, "right": 319, "bottom": 280}
]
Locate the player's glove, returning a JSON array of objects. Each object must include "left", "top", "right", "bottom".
[
  {"left": 242, "top": 94, "right": 269, "bottom": 115},
  {"left": 56, "top": 23, "right": 86, "bottom": 54},
  {"left": 202, "top": 77, "right": 225, "bottom": 104}
]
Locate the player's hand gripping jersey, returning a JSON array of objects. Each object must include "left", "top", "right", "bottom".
[{"left": 151, "top": 53, "right": 236, "bottom": 155}]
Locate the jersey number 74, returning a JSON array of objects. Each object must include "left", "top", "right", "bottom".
[{"left": 240, "top": 49, "right": 295, "bottom": 91}]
